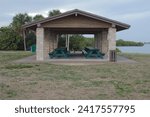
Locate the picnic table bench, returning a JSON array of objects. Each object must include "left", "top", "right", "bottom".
[
  {"left": 49, "top": 47, "right": 70, "bottom": 58},
  {"left": 82, "top": 47, "right": 105, "bottom": 58}
]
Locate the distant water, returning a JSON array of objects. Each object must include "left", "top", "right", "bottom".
[{"left": 118, "top": 44, "right": 150, "bottom": 54}]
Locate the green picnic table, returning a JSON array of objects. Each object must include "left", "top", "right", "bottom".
[
  {"left": 82, "top": 47, "right": 104, "bottom": 58},
  {"left": 49, "top": 47, "right": 70, "bottom": 58}
]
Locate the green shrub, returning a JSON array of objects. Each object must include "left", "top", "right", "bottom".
[{"left": 116, "top": 48, "right": 121, "bottom": 53}]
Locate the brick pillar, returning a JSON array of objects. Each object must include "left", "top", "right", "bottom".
[
  {"left": 53, "top": 33, "right": 57, "bottom": 49},
  {"left": 94, "top": 34, "right": 97, "bottom": 48},
  {"left": 49, "top": 31, "right": 53, "bottom": 52},
  {"left": 44, "top": 29, "right": 50, "bottom": 59},
  {"left": 101, "top": 31, "right": 108, "bottom": 54},
  {"left": 65, "top": 34, "right": 69, "bottom": 50},
  {"left": 36, "top": 28, "right": 44, "bottom": 61},
  {"left": 107, "top": 27, "right": 116, "bottom": 61},
  {"left": 56, "top": 34, "right": 59, "bottom": 48},
  {"left": 94, "top": 33, "right": 102, "bottom": 51},
  {"left": 49, "top": 31, "right": 57, "bottom": 52}
]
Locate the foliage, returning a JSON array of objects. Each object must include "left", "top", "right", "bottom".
[
  {"left": 58, "top": 34, "right": 94, "bottom": 51},
  {"left": 70, "top": 35, "right": 85, "bottom": 50},
  {"left": 25, "top": 31, "right": 36, "bottom": 49},
  {"left": 69, "top": 35, "right": 94, "bottom": 51},
  {"left": 11, "top": 13, "right": 32, "bottom": 36},
  {"left": 33, "top": 15, "right": 44, "bottom": 21},
  {"left": 0, "top": 13, "right": 33, "bottom": 50},
  {"left": 116, "top": 48, "right": 121, "bottom": 53},
  {"left": 48, "top": 9, "right": 61, "bottom": 17},
  {"left": 117, "top": 39, "right": 144, "bottom": 46},
  {"left": 58, "top": 35, "right": 66, "bottom": 48},
  {"left": 11, "top": 13, "right": 32, "bottom": 50},
  {"left": 0, "top": 26, "right": 21, "bottom": 50}
]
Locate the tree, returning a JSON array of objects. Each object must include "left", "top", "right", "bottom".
[
  {"left": 116, "top": 39, "right": 144, "bottom": 46},
  {"left": 0, "top": 26, "right": 21, "bottom": 50},
  {"left": 48, "top": 9, "right": 61, "bottom": 17},
  {"left": 69, "top": 35, "right": 85, "bottom": 51},
  {"left": 58, "top": 35, "right": 66, "bottom": 48},
  {"left": 57, "top": 34, "right": 94, "bottom": 51},
  {"left": 11, "top": 13, "right": 32, "bottom": 50},
  {"left": 33, "top": 14, "right": 44, "bottom": 21},
  {"left": 11, "top": 13, "right": 32, "bottom": 36},
  {"left": 25, "top": 31, "right": 36, "bottom": 49}
]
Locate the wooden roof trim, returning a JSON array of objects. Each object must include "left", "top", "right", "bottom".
[
  {"left": 75, "top": 10, "right": 130, "bottom": 29},
  {"left": 22, "top": 9, "right": 130, "bottom": 29},
  {"left": 23, "top": 10, "right": 76, "bottom": 28}
]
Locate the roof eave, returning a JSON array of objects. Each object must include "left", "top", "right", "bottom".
[{"left": 22, "top": 9, "right": 130, "bottom": 31}]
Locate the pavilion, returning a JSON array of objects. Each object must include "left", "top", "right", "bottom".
[{"left": 22, "top": 9, "right": 130, "bottom": 61}]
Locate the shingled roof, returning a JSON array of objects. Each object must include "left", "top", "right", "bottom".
[{"left": 23, "top": 9, "right": 130, "bottom": 31}]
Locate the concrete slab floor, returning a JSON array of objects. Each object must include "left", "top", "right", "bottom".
[{"left": 14, "top": 54, "right": 137, "bottom": 65}]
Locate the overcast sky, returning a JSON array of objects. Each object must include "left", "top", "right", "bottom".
[{"left": 0, "top": 0, "right": 150, "bottom": 42}]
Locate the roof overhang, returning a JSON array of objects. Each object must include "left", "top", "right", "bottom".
[{"left": 22, "top": 9, "right": 130, "bottom": 31}]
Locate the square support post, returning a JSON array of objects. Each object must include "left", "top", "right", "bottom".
[
  {"left": 107, "top": 27, "right": 116, "bottom": 61},
  {"left": 66, "top": 34, "right": 70, "bottom": 51},
  {"left": 101, "top": 31, "right": 108, "bottom": 54},
  {"left": 36, "top": 27, "right": 44, "bottom": 61},
  {"left": 94, "top": 32, "right": 102, "bottom": 51},
  {"left": 49, "top": 31, "right": 57, "bottom": 53}
]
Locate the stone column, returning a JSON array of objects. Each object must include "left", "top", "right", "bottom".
[
  {"left": 65, "top": 34, "right": 68, "bottom": 48},
  {"left": 49, "top": 31, "right": 53, "bottom": 52},
  {"left": 98, "top": 33, "right": 102, "bottom": 51},
  {"left": 94, "top": 32, "right": 102, "bottom": 51},
  {"left": 44, "top": 29, "right": 50, "bottom": 59},
  {"left": 65, "top": 34, "right": 70, "bottom": 51},
  {"left": 49, "top": 31, "right": 57, "bottom": 53},
  {"left": 107, "top": 27, "right": 116, "bottom": 60},
  {"left": 94, "top": 34, "right": 97, "bottom": 48},
  {"left": 101, "top": 31, "right": 108, "bottom": 54},
  {"left": 67, "top": 34, "right": 70, "bottom": 51},
  {"left": 56, "top": 34, "right": 59, "bottom": 48},
  {"left": 53, "top": 33, "right": 57, "bottom": 49},
  {"left": 36, "top": 28, "right": 44, "bottom": 61}
]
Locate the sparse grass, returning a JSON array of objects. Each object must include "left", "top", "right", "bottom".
[
  {"left": 0, "top": 51, "right": 150, "bottom": 99},
  {"left": 111, "top": 81, "right": 133, "bottom": 96},
  {"left": 0, "top": 51, "right": 33, "bottom": 64},
  {"left": 140, "top": 89, "right": 150, "bottom": 94},
  {"left": 0, "top": 83, "right": 10, "bottom": 91},
  {"left": 5, "top": 64, "right": 33, "bottom": 69},
  {"left": 0, "top": 83, "right": 17, "bottom": 99},
  {"left": 6, "top": 90, "right": 17, "bottom": 98}
]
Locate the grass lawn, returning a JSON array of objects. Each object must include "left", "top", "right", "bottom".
[{"left": 0, "top": 51, "right": 150, "bottom": 99}]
